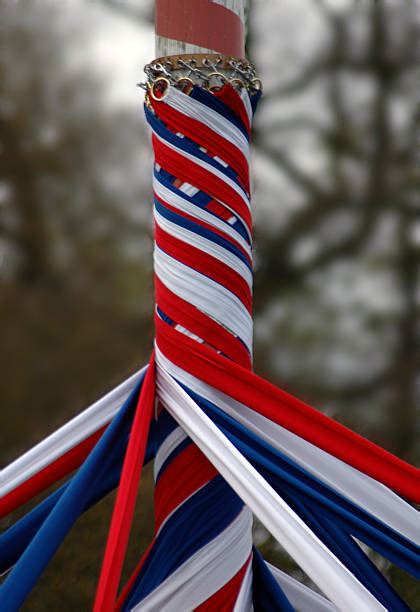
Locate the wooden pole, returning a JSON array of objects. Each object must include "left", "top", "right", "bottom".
[
  {"left": 143, "top": 2, "right": 254, "bottom": 609},
  {"left": 155, "top": 0, "right": 246, "bottom": 58}
]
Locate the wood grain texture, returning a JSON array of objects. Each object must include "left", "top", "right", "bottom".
[{"left": 155, "top": 0, "right": 246, "bottom": 58}]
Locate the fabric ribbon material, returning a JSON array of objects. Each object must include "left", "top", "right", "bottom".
[{"left": 2, "top": 80, "right": 418, "bottom": 611}]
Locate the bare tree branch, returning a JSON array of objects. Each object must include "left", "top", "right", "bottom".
[
  {"left": 92, "top": 0, "right": 153, "bottom": 23},
  {"left": 256, "top": 142, "right": 327, "bottom": 199}
]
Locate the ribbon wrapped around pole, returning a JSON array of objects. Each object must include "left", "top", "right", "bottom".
[{"left": 1, "top": 3, "right": 418, "bottom": 611}]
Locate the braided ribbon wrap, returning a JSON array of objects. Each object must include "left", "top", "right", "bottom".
[
  {"left": 117, "top": 81, "right": 418, "bottom": 612},
  {"left": 122, "top": 84, "right": 260, "bottom": 610},
  {"left": 1, "top": 58, "right": 419, "bottom": 612}
]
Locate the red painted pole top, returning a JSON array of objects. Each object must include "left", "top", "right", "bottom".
[{"left": 155, "top": 0, "right": 246, "bottom": 58}]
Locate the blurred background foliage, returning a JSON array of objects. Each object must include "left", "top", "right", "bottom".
[{"left": 1, "top": 0, "right": 418, "bottom": 608}]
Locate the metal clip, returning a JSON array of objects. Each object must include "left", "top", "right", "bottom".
[
  {"left": 203, "top": 56, "right": 223, "bottom": 72},
  {"left": 150, "top": 63, "right": 176, "bottom": 85}
]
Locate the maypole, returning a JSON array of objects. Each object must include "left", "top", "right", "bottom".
[
  {"left": 116, "top": 1, "right": 257, "bottom": 609},
  {"left": 1, "top": 1, "right": 419, "bottom": 610}
]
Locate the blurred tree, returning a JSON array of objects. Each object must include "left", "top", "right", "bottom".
[
  {"left": 251, "top": 0, "right": 418, "bottom": 460},
  {"left": 95, "top": 0, "right": 154, "bottom": 23},
  {"left": 0, "top": 5, "right": 155, "bottom": 606},
  {"left": 0, "top": 1, "right": 154, "bottom": 458},
  {"left": 0, "top": 3, "right": 152, "bottom": 299}
]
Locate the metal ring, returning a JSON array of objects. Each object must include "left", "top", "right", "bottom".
[
  {"left": 251, "top": 78, "right": 263, "bottom": 92},
  {"left": 148, "top": 77, "right": 171, "bottom": 101},
  {"left": 208, "top": 72, "right": 227, "bottom": 82},
  {"left": 176, "top": 77, "right": 194, "bottom": 95},
  {"left": 208, "top": 72, "right": 227, "bottom": 91},
  {"left": 229, "top": 78, "right": 245, "bottom": 91}
]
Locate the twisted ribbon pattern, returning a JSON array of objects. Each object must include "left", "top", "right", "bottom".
[
  {"left": 1, "top": 83, "right": 418, "bottom": 612},
  {"left": 119, "top": 83, "right": 257, "bottom": 610},
  {"left": 116, "top": 85, "right": 418, "bottom": 611}
]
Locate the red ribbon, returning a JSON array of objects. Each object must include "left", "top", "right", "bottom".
[
  {"left": 156, "top": 318, "right": 419, "bottom": 503},
  {"left": 93, "top": 354, "right": 156, "bottom": 612}
]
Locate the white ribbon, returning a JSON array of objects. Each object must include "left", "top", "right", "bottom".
[
  {"left": 154, "top": 208, "right": 253, "bottom": 288},
  {"left": 131, "top": 507, "right": 253, "bottom": 611},
  {"left": 156, "top": 347, "right": 419, "bottom": 545},
  {"left": 153, "top": 177, "right": 252, "bottom": 258},
  {"left": 165, "top": 87, "right": 251, "bottom": 162},
  {"left": 156, "top": 362, "right": 385, "bottom": 612},
  {"left": 2, "top": 369, "right": 144, "bottom": 499},
  {"left": 155, "top": 246, "right": 253, "bottom": 352}
]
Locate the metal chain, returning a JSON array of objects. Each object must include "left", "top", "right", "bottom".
[{"left": 140, "top": 54, "right": 262, "bottom": 101}]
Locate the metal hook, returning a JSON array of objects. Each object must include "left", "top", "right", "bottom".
[
  {"left": 203, "top": 57, "right": 222, "bottom": 72},
  {"left": 177, "top": 59, "right": 194, "bottom": 77}
]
